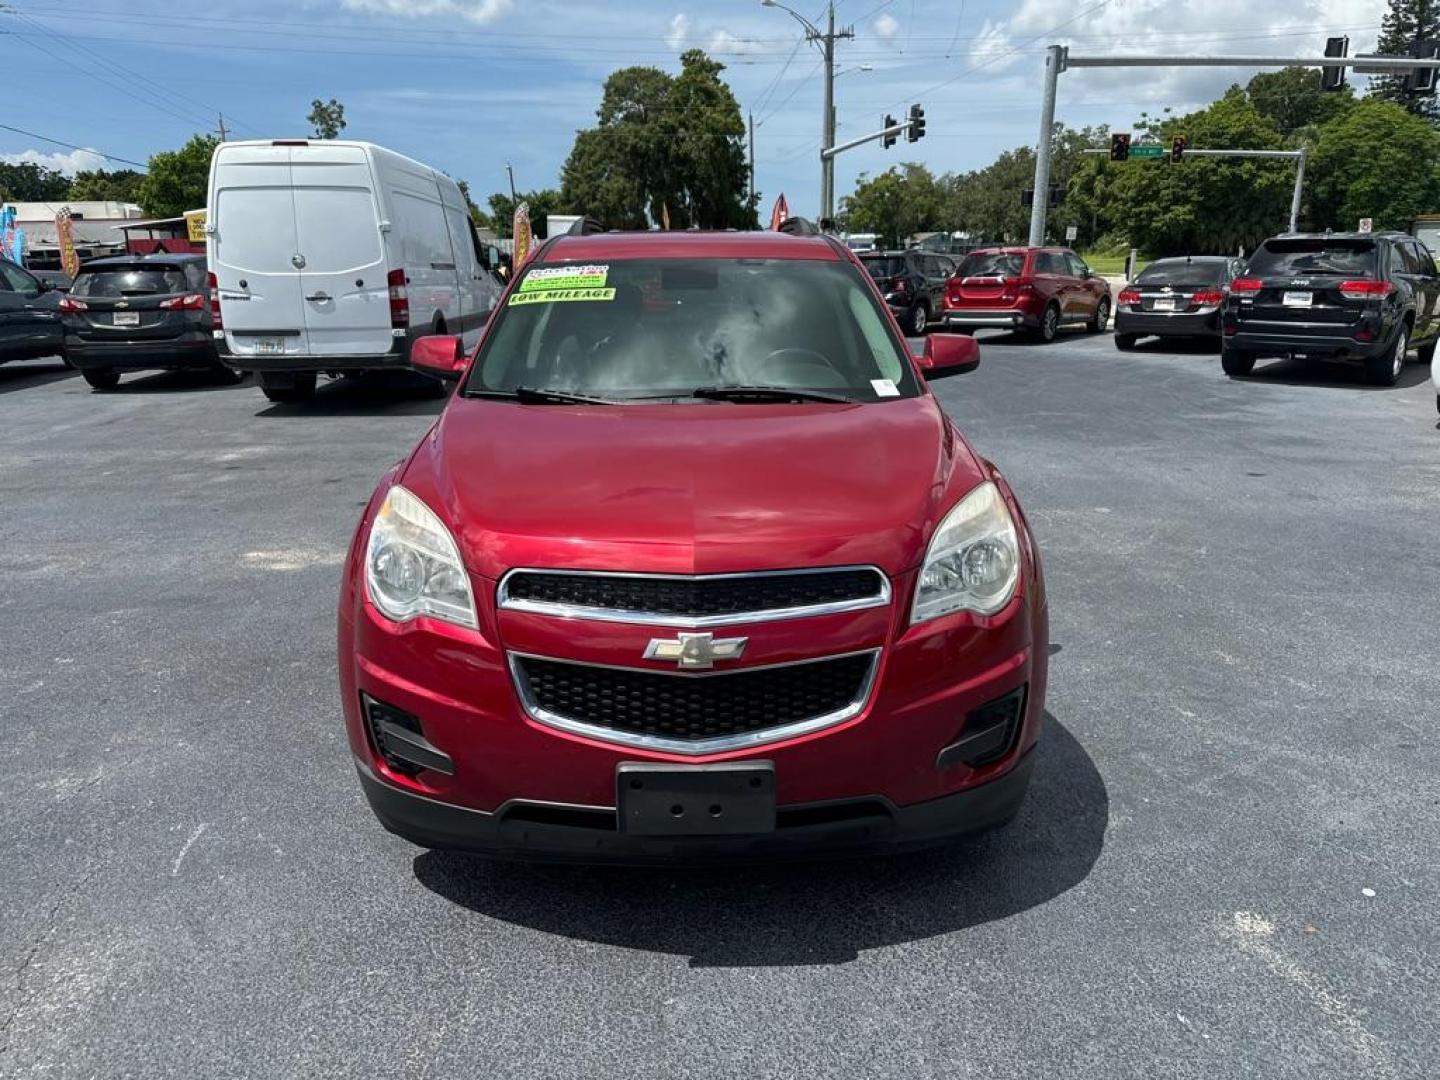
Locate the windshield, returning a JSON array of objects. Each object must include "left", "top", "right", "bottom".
[
  {"left": 959, "top": 253, "right": 1025, "bottom": 278},
  {"left": 465, "top": 257, "right": 920, "bottom": 403},
  {"left": 861, "top": 256, "right": 906, "bottom": 279},
  {"left": 71, "top": 267, "right": 189, "bottom": 298},
  {"left": 1136, "top": 261, "right": 1228, "bottom": 287},
  {"left": 1247, "top": 240, "right": 1376, "bottom": 277}
]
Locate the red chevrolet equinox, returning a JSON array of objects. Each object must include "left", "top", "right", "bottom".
[{"left": 338, "top": 223, "right": 1049, "bottom": 862}]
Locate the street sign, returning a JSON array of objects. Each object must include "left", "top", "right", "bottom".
[
  {"left": 1358, "top": 217, "right": 1373, "bottom": 233},
  {"left": 1065, "top": 224, "right": 1078, "bottom": 241},
  {"left": 1129, "top": 144, "right": 1164, "bottom": 159}
]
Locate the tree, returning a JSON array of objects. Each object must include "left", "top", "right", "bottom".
[
  {"left": 455, "top": 179, "right": 491, "bottom": 229},
  {"left": 0, "top": 161, "right": 70, "bottom": 201},
  {"left": 1308, "top": 97, "right": 1440, "bottom": 229},
  {"left": 68, "top": 169, "right": 145, "bottom": 204},
  {"left": 486, "top": 189, "right": 570, "bottom": 237},
  {"left": 308, "top": 98, "right": 347, "bottom": 139},
  {"left": 1369, "top": 0, "right": 1440, "bottom": 121},
  {"left": 1247, "top": 66, "right": 1355, "bottom": 138},
  {"left": 559, "top": 50, "right": 754, "bottom": 230},
  {"left": 137, "top": 134, "right": 218, "bottom": 217},
  {"left": 840, "top": 164, "right": 943, "bottom": 247}
]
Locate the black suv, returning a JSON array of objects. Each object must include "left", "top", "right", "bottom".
[
  {"left": 860, "top": 250, "right": 956, "bottom": 336},
  {"left": 1222, "top": 232, "right": 1439, "bottom": 386}
]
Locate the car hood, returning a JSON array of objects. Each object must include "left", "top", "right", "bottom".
[{"left": 405, "top": 395, "right": 984, "bottom": 580}]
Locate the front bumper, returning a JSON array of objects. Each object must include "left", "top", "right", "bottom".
[
  {"left": 1114, "top": 309, "right": 1220, "bottom": 337},
  {"left": 356, "top": 748, "right": 1034, "bottom": 864},
  {"left": 64, "top": 333, "right": 217, "bottom": 370}
]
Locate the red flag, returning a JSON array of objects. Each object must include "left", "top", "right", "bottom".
[{"left": 769, "top": 194, "right": 789, "bottom": 231}]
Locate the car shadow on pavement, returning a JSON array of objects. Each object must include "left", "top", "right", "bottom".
[
  {"left": 0, "top": 359, "right": 76, "bottom": 394},
  {"left": 97, "top": 369, "right": 250, "bottom": 395},
  {"left": 254, "top": 372, "right": 448, "bottom": 419},
  {"left": 412, "top": 712, "right": 1107, "bottom": 968},
  {"left": 1239, "top": 356, "right": 1432, "bottom": 391}
]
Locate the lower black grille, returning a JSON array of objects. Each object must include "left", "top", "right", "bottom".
[
  {"left": 514, "top": 652, "right": 875, "bottom": 745},
  {"left": 501, "top": 568, "right": 886, "bottom": 620}
]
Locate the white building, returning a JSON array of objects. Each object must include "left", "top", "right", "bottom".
[{"left": 1, "top": 200, "right": 144, "bottom": 267}]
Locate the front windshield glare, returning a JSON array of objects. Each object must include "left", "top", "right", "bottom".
[{"left": 466, "top": 258, "right": 919, "bottom": 402}]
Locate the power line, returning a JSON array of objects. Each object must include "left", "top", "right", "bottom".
[{"left": 0, "top": 122, "right": 147, "bottom": 169}]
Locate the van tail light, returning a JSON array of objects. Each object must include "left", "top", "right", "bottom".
[
  {"left": 1192, "top": 290, "right": 1225, "bottom": 306},
  {"left": 1230, "top": 277, "right": 1263, "bottom": 295},
  {"left": 160, "top": 293, "right": 206, "bottom": 311},
  {"left": 1337, "top": 279, "right": 1393, "bottom": 300},
  {"left": 1117, "top": 288, "right": 1141, "bottom": 305},
  {"left": 58, "top": 296, "right": 88, "bottom": 313},
  {"left": 388, "top": 269, "right": 409, "bottom": 328},
  {"left": 207, "top": 273, "right": 223, "bottom": 329}
]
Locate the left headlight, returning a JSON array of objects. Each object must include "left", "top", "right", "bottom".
[
  {"left": 912, "top": 480, "right": 1021, "bottom": 625},
  {"left": 365, "top": 484, "right": 477, "bottom": 629}
]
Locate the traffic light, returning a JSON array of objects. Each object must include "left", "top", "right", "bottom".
[
  {"left": 1110, "top": 133, "right": 1131, "bottom": 161},
  {"left": 883, "top": 114, "right": 898, "bottom": 150},
  {"left": 1170, "top": 135, "right": 1187, "bottom": 163},
  {"left": 1412, "top": 39, "right": 1439, "bottom": 94},
  {"left": 1048, "top": 186, "right": 1065, "bottom": 208},
  {"left": 1321, "top": 36, "right": 1348, "bottom": 91},
  {"left": 907, "top": 103, "right": 926, "bottom": 142},
  {"left": 1021, "top": 189, "right": 1035, "bottom": 209}
]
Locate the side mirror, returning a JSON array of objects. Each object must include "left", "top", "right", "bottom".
[
  {"left": 916, "top": 333, "right": 980, "bottom": 380},
  {"left": 410, "top": 334, "right": 468, "bottom": 382}
]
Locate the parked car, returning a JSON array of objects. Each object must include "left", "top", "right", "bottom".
[
  {"left": 942, "top": 247, "right": 1111, "bottom": 342},
  {"left": 860, "top": 249, "right": 955, "bottom": 335},
  {"left": 338, "top": 225, "right": 1048, "bottom": 862},
  {"left": 1114, "top": 256, "right": 1246, "bottom": 349},
  {"left": 60, "top": 254, "right": 230, "bottom": 390},
  {"left": 208, "top": 139, "right": 505, "bottom": 403},
  {"left": 1221, "top": 231, "right": 1440, "bottom": 386},
  {"left": 31, "top": 269, "right": 73, "bottom": 293},
  {"left": 0, "top": 257, "right": 65, "bottom": 366}
]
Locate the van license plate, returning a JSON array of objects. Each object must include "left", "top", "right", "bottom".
[
  {"left": 112, "top": 311, "right": 139, "bottom": 326},
  {"left": 1282, "top": 291, "right": 1312, "bottom": 308},
  {"left": 253, "top": 339, "right": 285, "bottom": 355}
]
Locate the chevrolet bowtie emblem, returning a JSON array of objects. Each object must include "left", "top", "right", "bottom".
[{"left": 644, "top": 631, "right": 748, "bottom": 670}]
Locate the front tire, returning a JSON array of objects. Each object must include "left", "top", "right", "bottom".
[
  {"left": 1114, "top": 333, "right": 1138, "bottom": 351},
  {"left": 1221, "top": 346, "right": 1255, "bottom": 377},
  {"left": 1364, "top": 325, "right": 1406, "bottom": 387},
  {"left": 81, "top": 368, "right": 119, "bottom": 390},
  {"left": 1033, "top": 304, "right": 1060, "bottom": 344},
  {"left": 1087, "top": 298, "right": 1111, "bottom": 333},
  {"left": 908, "top": 302, "right": 929, "bottom": 336},
  {"left": 258, "top": 371, "right": 317, "bottom": 402}
]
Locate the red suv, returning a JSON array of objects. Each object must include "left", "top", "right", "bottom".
[
  {"left": 942, "top": 247, "right": 1112, "bottom": 342},
  {"left": 338, "top": 225, "right": 1049, "bottom": 862}
]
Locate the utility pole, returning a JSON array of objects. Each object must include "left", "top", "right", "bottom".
[
  {"left": 1027, "top": 46, "right": 1062, "bottom": 247},
  {"left": 216, "top": 113, "right": 230, "bottom": 142},
  {"left": 505, "top": 162, "right": 517, "bottom": 203},
  {"left": 748, "top": 111, "right": 756, "bottom": 208}
]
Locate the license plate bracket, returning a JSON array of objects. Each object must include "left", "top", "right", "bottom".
[
  {"left": 112, "top": 311, "right": 140, "bottom": 327},
  {"left": 1282, "top": 290, "right": 1313, "bottom": 308},
  {"left": 617, "top": 762, "right": 776, "bottom": 837}
]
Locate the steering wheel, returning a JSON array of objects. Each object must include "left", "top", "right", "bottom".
[{"left": 757, "top": 347, "right": 845, "bottom": 385}]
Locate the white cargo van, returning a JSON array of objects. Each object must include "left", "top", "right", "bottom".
[{"left": 207, "top": 140, "right": 504, "bottom": 402}]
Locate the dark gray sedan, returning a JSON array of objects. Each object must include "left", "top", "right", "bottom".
[{"left": 1114, "top": 256, "right": 1246, "bottom": 349}]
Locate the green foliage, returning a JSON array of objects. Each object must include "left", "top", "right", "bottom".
[
  {"left": 840, "top": 163, "right": 943, "bottom": 247},
  {"left": 1247, "top": 66, "right": 1355, "bottom": 137},
  {"left": 137, "top": 134, "right": 218, "bottom": 218},
  {"left": 308, "top": 98, "right": 347, "bottom": 139},
  {"left": 0, "top": 161, "right": 70, "bottom": 201},
  {"left": 1369, "top": 0, "right": 1440, "bottom": 121},
  {"left": 560, "top": 50, "right": 755, "bottom": 230},
  {"left": 1308, "top": 98, "right": 1440, "bottom": 229},
  {"left": 68, "top": 169, "right": 145, "bottom": 203},
  {"left": 486, "top": 189, "right": 570, "bottom": 237}
]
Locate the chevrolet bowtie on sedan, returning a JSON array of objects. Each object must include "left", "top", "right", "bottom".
[{"left": 338, "top": 221, "right": 1049, "bottom": 863}]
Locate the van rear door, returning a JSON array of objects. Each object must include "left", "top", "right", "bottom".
[
  {"left": 289, "top": 146, "right": 391, "bottom": 357},
  {"left": 211, "top": 144, "right": 306, "bottom": 359}
]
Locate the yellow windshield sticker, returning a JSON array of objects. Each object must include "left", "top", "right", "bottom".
[
  {"left": 519, "top": 264, "right": 609, "bottom": 292},
  {"left": 508, "top": 286, "right": 616, "bottom": 306}
]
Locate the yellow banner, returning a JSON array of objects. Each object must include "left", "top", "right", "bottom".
[
  {"left": 55, "top": 211, "right": 80, "bottom": 279},
  {"left": 185, "top": 209, "right": 207, "bottom": 244}
]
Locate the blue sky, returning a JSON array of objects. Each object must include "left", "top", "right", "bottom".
[{"left": 4, "top": 0, "right": 1386, "bottom": 220}]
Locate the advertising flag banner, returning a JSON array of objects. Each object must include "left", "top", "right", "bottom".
[
  {"left": 513, "top": 202, "right": 534, "bottom": 268},
  {"left": 56, "top": 208, "right": 81, "bottom": 278},
  {"left": 770, "top": 194, "right": 790, "bottom": 231}
]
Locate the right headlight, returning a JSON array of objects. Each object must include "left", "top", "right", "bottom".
[
  {"left": 365, "top": 484, "right": 477, "bottom": 629},
  {"left": 911, "top": 480, "right": 1021, "bottom": 625}
]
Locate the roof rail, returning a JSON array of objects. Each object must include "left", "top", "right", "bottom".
[
  {"left": 776, "top": 216, "right": 820, "bottom": 236},
  {"left": 566, "top": 216, "right": 607, "bottom": 237}
]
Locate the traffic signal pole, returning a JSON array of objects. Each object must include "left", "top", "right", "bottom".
[
  {"left": 821, "top": 118, "right": 913, "bottom": 159},
  {"left": 1028, "top": 48, "right": 1440, "bottom": 245}
]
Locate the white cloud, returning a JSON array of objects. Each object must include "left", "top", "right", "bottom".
[
  {"left": 341, "top": 0, "right": 512, "bottom": 24},
  {"left": 873, "top": 13, "right": 899, "bottom": 40},
  {"left": 666, "top": 13, "right": 690, "bottom": 51},
  {"left": 0, "top": 148, "right": 107, "bottom": 175},
  {"left": 707, "top": 28, "right": 765, "bottom": 56}
]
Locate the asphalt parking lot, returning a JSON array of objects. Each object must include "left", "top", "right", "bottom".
[{"left": 2, "top": 332, "right": 1437, "bottom": 1079}]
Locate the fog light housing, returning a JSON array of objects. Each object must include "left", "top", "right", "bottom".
[
  {"left": 362, "top": 694, "right": 454, "bottom": 777},
  {"left": 936, "top": 685, "right": 1026, "bottom": 770}
]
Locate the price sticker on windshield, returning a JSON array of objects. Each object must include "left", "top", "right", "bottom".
[{"left": 519, "top": 264, "right": 609, "bottom": 292}]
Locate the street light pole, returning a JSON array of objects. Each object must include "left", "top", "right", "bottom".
[{"left": 505, "top": 162, "right": 517, "bottom": 203}]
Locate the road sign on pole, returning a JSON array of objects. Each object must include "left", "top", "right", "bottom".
[
  {"left": 1128, "top": 144, "right": 1165, "bottom": 159},
  {"left": 1065, "top": 224, "right": 1078, "bottom": 241},
  {"left": 1359, "top": 217, "right": 1373, "bottom": 233}
]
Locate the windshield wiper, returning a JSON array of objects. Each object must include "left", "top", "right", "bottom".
[
  {"left": 691, "top": 385, "right": 854, "bottom": 404},
  {"left": 470, "top": 386, "right": 619, "bottom": 405}
]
